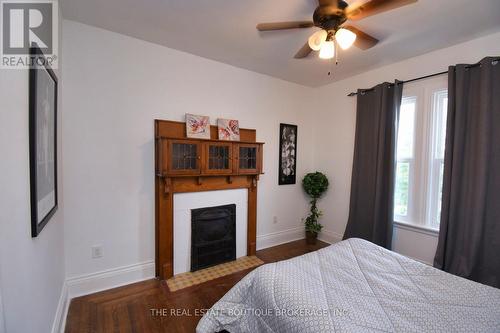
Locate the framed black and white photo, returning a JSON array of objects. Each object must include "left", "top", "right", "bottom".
[
  {"left": 279, "top": 123, "right": 297, "bottom": 185},
  {"left": 29, "top": 44, "right": 58, "bottom": 237}
]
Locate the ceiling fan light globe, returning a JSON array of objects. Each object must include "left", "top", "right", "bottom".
[
  {"left": 319, "top": 41, "right": 335, "bottom": 59},
  {"left": 335, "top": 28, "right": 357, "bottom": 50},
  {"left": 308, "top": 30, "right": 327, "bottom": 51}
]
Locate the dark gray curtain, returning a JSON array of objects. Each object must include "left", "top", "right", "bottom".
[
  {"left": 434, "top": 57, "right": 500, "bottom": 288},
  {"left": 343, "top": 81, "right": 403, "bottom": 249}
]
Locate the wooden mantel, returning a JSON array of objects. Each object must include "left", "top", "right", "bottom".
[{"left": 154, "top": 120, "right": 264, "bottom": 280}]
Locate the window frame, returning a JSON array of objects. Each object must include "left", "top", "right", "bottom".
[{"left": 394, "top": 76, "right": 447, "bottom": 232}]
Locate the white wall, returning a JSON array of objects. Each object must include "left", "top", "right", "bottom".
[
  {"left": 0, "top": 11, "right": 65, "bottom": 333},
  {"left": 62, "top": 20, "right": 315, "bottom": 280},
  {"left": 313, "top": 31, "right": 500, "bottom": 264}
]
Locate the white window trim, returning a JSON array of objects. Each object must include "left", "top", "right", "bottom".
[
  {"left": 394, "top": 220, "right": 439, "bottom": 237},
  {"left": 394, "top": 75, "right": 447, "bottom": 232}
]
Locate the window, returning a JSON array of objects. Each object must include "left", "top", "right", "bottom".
[{"left": 394, "top": 77, "right": 448, "bottom": 231}]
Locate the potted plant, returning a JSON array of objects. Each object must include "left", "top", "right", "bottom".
[{"left": 302, "top": 172, "right": 329, "bottom": 245}]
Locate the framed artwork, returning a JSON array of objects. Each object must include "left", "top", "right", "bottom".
[
  {"left": 217, "top": 118, "right": 240, "bottom": 141},
  {"left": 279, "top": 123, "right": 297, "bottom": 185},
  {"left": 186, "top": 114, "right": 210, "bottom": 139},
  {"left": 29, "top": 43, "right": 58, "bottom": 237}
]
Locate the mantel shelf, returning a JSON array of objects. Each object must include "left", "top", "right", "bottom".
[{"left": 156, "top": 136, "right": 265, "bottom": 146}]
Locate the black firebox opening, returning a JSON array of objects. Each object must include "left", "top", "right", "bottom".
[{"left": 191, "top": 204, "right": 236, "bottom": 272}]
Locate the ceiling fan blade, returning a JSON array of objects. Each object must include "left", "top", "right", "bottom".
[
  {"left": 294, "top": 42, "right": 313, "bottom": 59},
  {"left": 256, "top": 21, "right": 314, "bottom": 31},
  {"left": 346, "top": 0, "right": 417, "bottom": 20},
  {"left": 344, "top": 25, "right": 379, "bottom": 50}
]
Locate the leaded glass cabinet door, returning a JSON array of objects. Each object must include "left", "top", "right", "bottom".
[
  {"left": 167, "top": 140, "right": 201, "bottom": 175},
  {"left": 202, "top": 142, "right": 233, "bottom": 175},
  {"left": 235, "top": 144, "right": 261, "bottom": 174}
]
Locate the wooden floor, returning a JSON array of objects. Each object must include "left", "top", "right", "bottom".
[{"left": 65, "top": 239, "right": 329, "bottom": 333}]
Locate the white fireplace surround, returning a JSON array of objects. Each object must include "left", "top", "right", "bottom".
[{"left": 173, "top": 189, "right": 248, "bottom": 275}]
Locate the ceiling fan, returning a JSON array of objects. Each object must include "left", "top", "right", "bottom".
[{"left": 256, "top": 0, "right": 418, "bottom": 60}]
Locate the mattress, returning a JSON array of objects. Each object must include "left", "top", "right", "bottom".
[{"left": 196, "top": 238, "right": 500, "bottom": 333}]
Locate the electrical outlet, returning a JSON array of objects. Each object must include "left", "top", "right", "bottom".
[
  {"left": 92, "top": 245, "right": 103, "bottom": 258},
  {"left": 273, "top": 216, "right": 278, "bottom": 224}
]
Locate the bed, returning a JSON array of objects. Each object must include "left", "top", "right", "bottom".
[{"left": 196, "top": 238, "right": 500, "bottom": 333}]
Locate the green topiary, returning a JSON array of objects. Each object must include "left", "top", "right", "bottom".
[
  {"left": 303, "top": 172, "right": 329, "bottom": 199},
  {"left": 302, "top": 172, "right": 329, "bottom": 234}
]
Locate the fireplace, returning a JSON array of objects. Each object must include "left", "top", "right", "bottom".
[
  {"left": 191, "top": 204, "right": 236, "bottom": 271},
  {"left": 155, "top": 120, "right": 261, "bottom": 279}
]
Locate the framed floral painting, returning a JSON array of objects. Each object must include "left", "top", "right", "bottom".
[
  {"left": 217, "top": 118, "right": 240, "bottom": 141},
  {"left": 186, "top": 114, "right": 210, "bottom": 139}
]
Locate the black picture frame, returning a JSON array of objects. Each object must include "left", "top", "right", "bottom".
[
  {"left": 29, "top": 43, "right": 58, "bottom": 237},
  {"left": 278, "top": 123, "right": 298, "bottom": 185}
]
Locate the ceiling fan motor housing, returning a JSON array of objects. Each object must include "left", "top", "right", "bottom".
[{"left": 313, "top": 0, "right": 348, "bottom": 31}]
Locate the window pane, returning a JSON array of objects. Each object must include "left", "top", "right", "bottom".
[
  {"left": 397, "top": 97, "right": 416, "bottom": 159},
  {"left": 394, "top": 162, "right": 410, "bottom": 216}
]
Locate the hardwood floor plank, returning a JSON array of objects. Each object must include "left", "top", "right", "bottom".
[{"left": 65, "top": 239, "right": 329, "bottom": 333}]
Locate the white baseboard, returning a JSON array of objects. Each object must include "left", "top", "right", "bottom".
[
  {"left": 318, "top": 228, "right": 343, "bottom": 244},
  {"left": 256, "top": 227, "right": 343, "bottom": 250},
  {"left": 51, "top": 282, "right": 69, "bottom": 333},
  {"left": 53, "top": 261, "right": 154, "bottom": 333},
  {"left": 66, "top": 260, "right": 155, "bottom": 299},
  {"left": 256, "top": 226, "right": 304, "bottom": 250}
]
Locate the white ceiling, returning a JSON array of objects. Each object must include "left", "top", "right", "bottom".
[{"left": 61, "top": 0, "right": 500, "bottom": 87}]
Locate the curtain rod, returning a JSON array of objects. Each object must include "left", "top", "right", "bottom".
[
  {"left": 347, "top": 70, "right": 448, "bottom": 97},
  {"left": 347, "top": 58, "right": 500, "bottom": 97}
]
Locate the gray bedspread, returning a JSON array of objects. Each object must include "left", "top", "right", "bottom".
[{"left": 196, "top": 238, "right": 500, "bottom": 333}]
